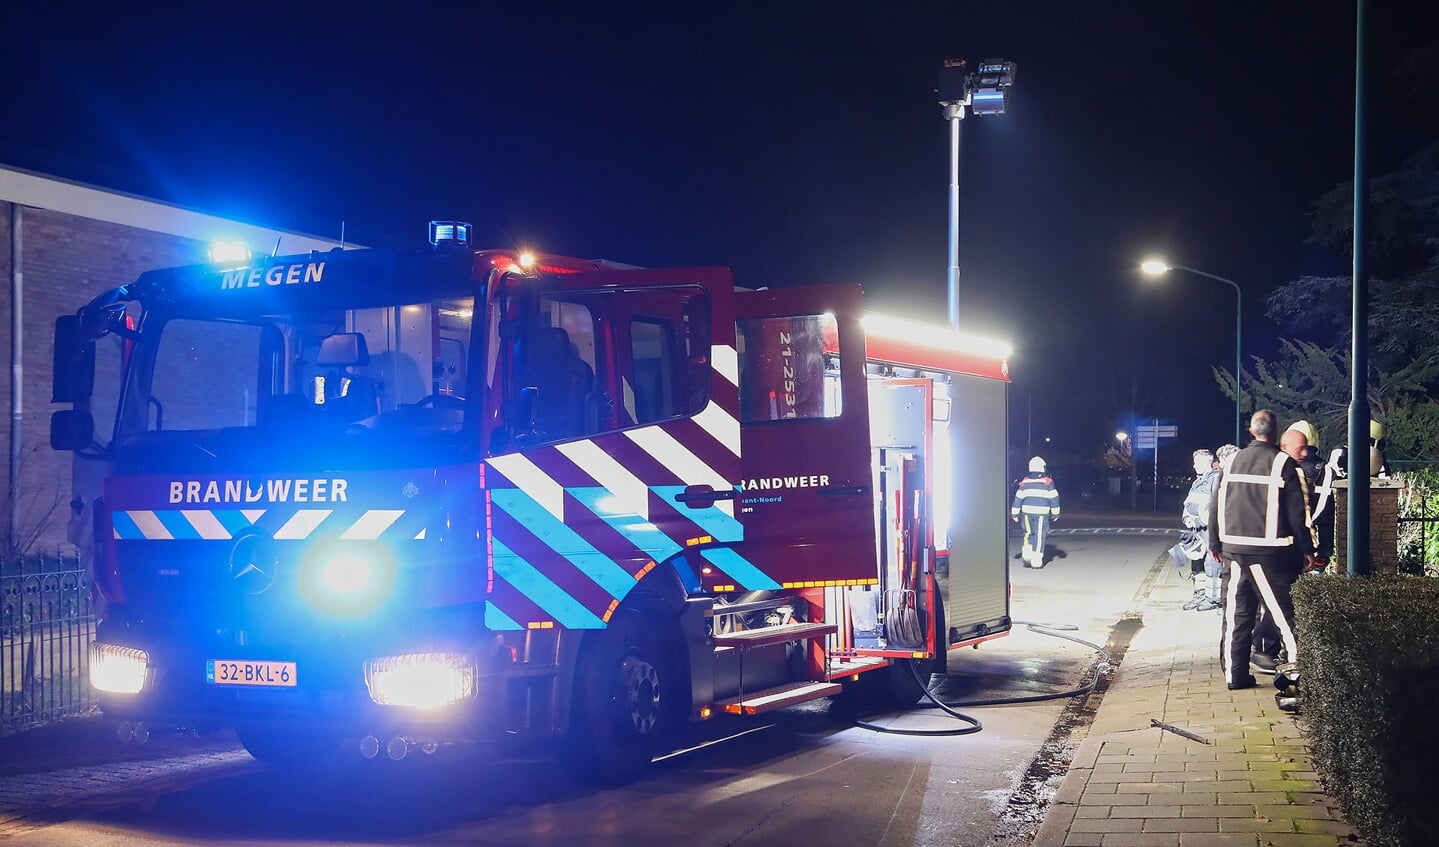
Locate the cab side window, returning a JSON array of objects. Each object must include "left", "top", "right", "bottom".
[{"left": 736, "top": 313, "right": 840, "bottom": 423}]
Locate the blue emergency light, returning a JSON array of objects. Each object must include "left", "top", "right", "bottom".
[
  {"left": 428, "top": 220, "right": 472, "bottom": 247},
  {"left": 208, "top": 241, "right": 251, "bottom": 266}
]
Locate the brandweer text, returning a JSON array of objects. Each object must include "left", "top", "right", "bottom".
[{"left": 168, "top": 478, "right": 349, "bottom": 504}]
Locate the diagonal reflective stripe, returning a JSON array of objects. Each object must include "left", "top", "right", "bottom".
[
  {"left": 556, "top": 441, "right": 650, "bottom": 520},
  {"left": 490, "top": 490, "right": 635, "bottom": 600},
  {"left": 699, "top": 547, "right": 781, "bottom": 590},
  {"left": 624, "top": 426, "right": 733, "bottom": 516},
  {"left": 181, "top": 510, "right": 231, "bottom": 540},
  {"left": 214, "top": 510, "right": 257, "bottom": 536},
  {"left": 693, "top": 400, "right": 741, "bottom": 457},
  {"left": 274, "top": 510, "right": 332, "bottom": 540},
  {"left": 240, "top": 509, "right": 266, "bottom": 524},
  {"left": 486, "top": 454, "right": 564, "bottom": 520},
  {"left": 653, "top": 485, "right": 742, "bottom": 542},
  {"left": 112, "top": 511, "right": 146, "bottom": 540},
  {"left": 484, "top": 603, "right": 524, "bottom": 631},
  {"left": 569, "top": 488, "right": 682, "bottom": 559},
  {"left": 125, "top": 511, "right": 172, "bottom": 540},
  {"left": 491, "top": 538, "right": 605, "bottom": 628},
  {"left": 341, "top": 510, "right": 405, "bottom": 540},
  {"left": 155, "top": 511, "right": 201, "bottom": 540},
  {"left": 710, "top": 344, "right": 738, "bottom": 387}
]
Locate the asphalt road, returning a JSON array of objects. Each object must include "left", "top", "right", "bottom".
[{"left": 0, "top": 529, "right": 1175, "bottom": 847}]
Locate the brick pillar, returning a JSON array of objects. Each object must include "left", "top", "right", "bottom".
[{"left": 1332, "top": 477, "right": 1403, "bottom": 575}]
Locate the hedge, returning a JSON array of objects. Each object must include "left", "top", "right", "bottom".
[{"left": 1292, "top": 575, "right": 1439, "bottom": 847}]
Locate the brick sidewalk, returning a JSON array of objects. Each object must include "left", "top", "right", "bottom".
[{"left": 1032, "top": 563, "right": 1363, "bottom": 847}]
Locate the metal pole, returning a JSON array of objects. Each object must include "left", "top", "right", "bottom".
[
  {"left": 945, "top": 105, "right": 963, "bottom": 329},
  {"left": 9, "top": 203, "right": 21, "bottom": 555},
  {"left": 1152, "top": 417, "right": 1159, "bottom": 512},
  {"left": 1348, "top": 0, "right": 1371, "bottom": 577}
]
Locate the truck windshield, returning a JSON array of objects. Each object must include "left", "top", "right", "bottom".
[{"left": 114, "top": 296, "right": 475, "bottom": 443}]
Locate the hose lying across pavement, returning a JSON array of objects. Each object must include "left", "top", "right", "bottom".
[{"left": 852, "top": 620, "right": 1112, "bottom": 737}]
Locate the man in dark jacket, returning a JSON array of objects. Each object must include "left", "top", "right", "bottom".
[{"left": 1207, "top": 410, "right": 1317, "bottom": 690}]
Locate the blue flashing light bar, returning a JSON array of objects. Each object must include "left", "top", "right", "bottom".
[
  {"left": 208, "top": 241, "right": 251, "bottom": 266},
  {"left": 429, "top": 220, "right": 472, "bottom": 247}
]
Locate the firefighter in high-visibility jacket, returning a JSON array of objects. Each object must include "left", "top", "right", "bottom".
[
  {"left": 1012, "top": 456, "right": 1061, "bottom": 568},
  {"left": 1207, "top": 410, "right": 1317, "bottom": 690}
]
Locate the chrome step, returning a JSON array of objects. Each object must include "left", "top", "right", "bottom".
[
  {"left": 715, "top": 681, "right": 843, "bottom": 715},
  {"left": 712, "top": 622, "right": 836, "bottom": 649}
]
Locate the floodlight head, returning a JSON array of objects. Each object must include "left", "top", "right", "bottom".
[
  {"left": 975, "top": 60, "right": 1016, "bottom": 87},
  {"left": 969, "top": 87, "right": 1010, "bottom": 116},
  {"left": 1140, "top": 259, "right": 1172, "bottom": 276}
]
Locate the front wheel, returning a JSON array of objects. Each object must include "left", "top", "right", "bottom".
[{"left": 573, "top": 612, "right": 683, "bottom": 783}]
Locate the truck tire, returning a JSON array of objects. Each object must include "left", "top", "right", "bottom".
[
  {"left": 573, "top": 611, "right": 681, "bottom": 784},
  {"left": 237, "top": 725, "right": 342, "bottom": 766}
]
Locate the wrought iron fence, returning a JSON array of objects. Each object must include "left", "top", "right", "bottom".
[
  {"left": 1393, "top": 463, "right": 1439, "bottom": 578},
  {"left": 1, "top": 551, "right": 95, "bottom": 735}
]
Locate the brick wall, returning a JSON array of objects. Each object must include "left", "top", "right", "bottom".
[
  {"left": 1332, "top": 477, "right": 1404, "bottom": 575},
  {"left": 1, "top": 206, "right": 207, "bottom": 554}
]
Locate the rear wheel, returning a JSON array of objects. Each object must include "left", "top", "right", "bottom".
[{"left": 574, "top": 612, "right": 682, "bottom": 783}]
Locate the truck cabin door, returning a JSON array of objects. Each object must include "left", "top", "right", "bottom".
[
  {"left": 480, "top": 267, "right": 747, "bottom": 631},
  {"left": 732, "top": 284, "right": 877, "bottom": 588}
]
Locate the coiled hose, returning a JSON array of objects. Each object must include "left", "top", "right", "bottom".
[{"left": 853, "top": 620, "right": 1112, "bottom": 737}]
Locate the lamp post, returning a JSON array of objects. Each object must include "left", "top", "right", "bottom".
[
  {"left": 936, "top": 59, "right": 1016, "bottom": 329},
  {"left": 1141, "top": 259, "right": 1243, "bottom": 445}
]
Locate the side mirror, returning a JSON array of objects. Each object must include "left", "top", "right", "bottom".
[
  {"left": 50, "top": 410, "right": 94, "bottom": 452},
  {"left": 52, "top": 315, "right": 96, "bottom": 403}
]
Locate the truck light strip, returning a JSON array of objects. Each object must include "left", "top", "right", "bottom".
[
  {"left": 780, "top": 578, "right": 880, "bottom": 588},
  {"left": 485, "top": 454, "right": 565, "bottom": 520},
  {"left": 491, "top": 538, "right": 605, "bottom": 629},
  {"left": 489, "top": 490, "right": 636, "bottom": 600},
  {"left": 555, "top": 441, "right": 651, "bottom": 520},
  {"left": 710, "top": 344, "right": 739, "bottom": 387},
  {"left": 339, "top": 510, "right": 405, "bottom": 540},
  {"left": 273, "top": 510, "right": 333, "bottom": 540},
  {"left": 692, "top": 401, "right": 741, "bottom": 456},
  {"left": 699, "top": 548, "right": 781, "bottom": 590}
]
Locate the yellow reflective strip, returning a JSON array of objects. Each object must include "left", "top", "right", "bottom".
[{"left": 686, "top": 535, "right": 714, "bottom": 547}]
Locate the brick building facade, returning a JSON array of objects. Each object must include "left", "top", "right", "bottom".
[{"left": 1, "top": 165, "right": 342, "bottom": 556}]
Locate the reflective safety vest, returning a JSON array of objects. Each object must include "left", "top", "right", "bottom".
[
  {"left": 1012, "top": 472, "right": 1060, "bottom": 518},
  {"left": 1211, "top": 441, "right": 1315, "bottom": 556}
]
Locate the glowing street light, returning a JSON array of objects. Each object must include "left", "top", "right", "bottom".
[{"left": 1141, "top": 258, "right": 1243, "bottom": 445}]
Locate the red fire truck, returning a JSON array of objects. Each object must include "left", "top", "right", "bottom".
[{"left": 51, "top": 223, "right": 1012, "bottom": 777}]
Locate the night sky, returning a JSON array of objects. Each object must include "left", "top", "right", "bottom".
[{"left": 4, "top": 2, "right": 1437, "bottom": 465}]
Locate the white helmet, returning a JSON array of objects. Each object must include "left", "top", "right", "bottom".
[{"left": 1028, "top": 456, "right": 1046, "bottom": 473}]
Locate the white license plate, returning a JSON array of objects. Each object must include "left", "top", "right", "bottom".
[{"left": 206, "top": 659, "right": 297, "bottom": 687}]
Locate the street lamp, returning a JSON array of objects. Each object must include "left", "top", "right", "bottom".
[
  {"left": 1140, "top": 259, "right": 1244, "bottom": 445},
  {"left": 936, "top": 59, "right": 1016, "bottom": 329}
]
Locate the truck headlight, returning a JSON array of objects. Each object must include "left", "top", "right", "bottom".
[
  {"left": 364, "top": 652, "right": 476, "bottom": 708},
  {"left": 90, "top": 643, "right": 149, "bottom": 694}
]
